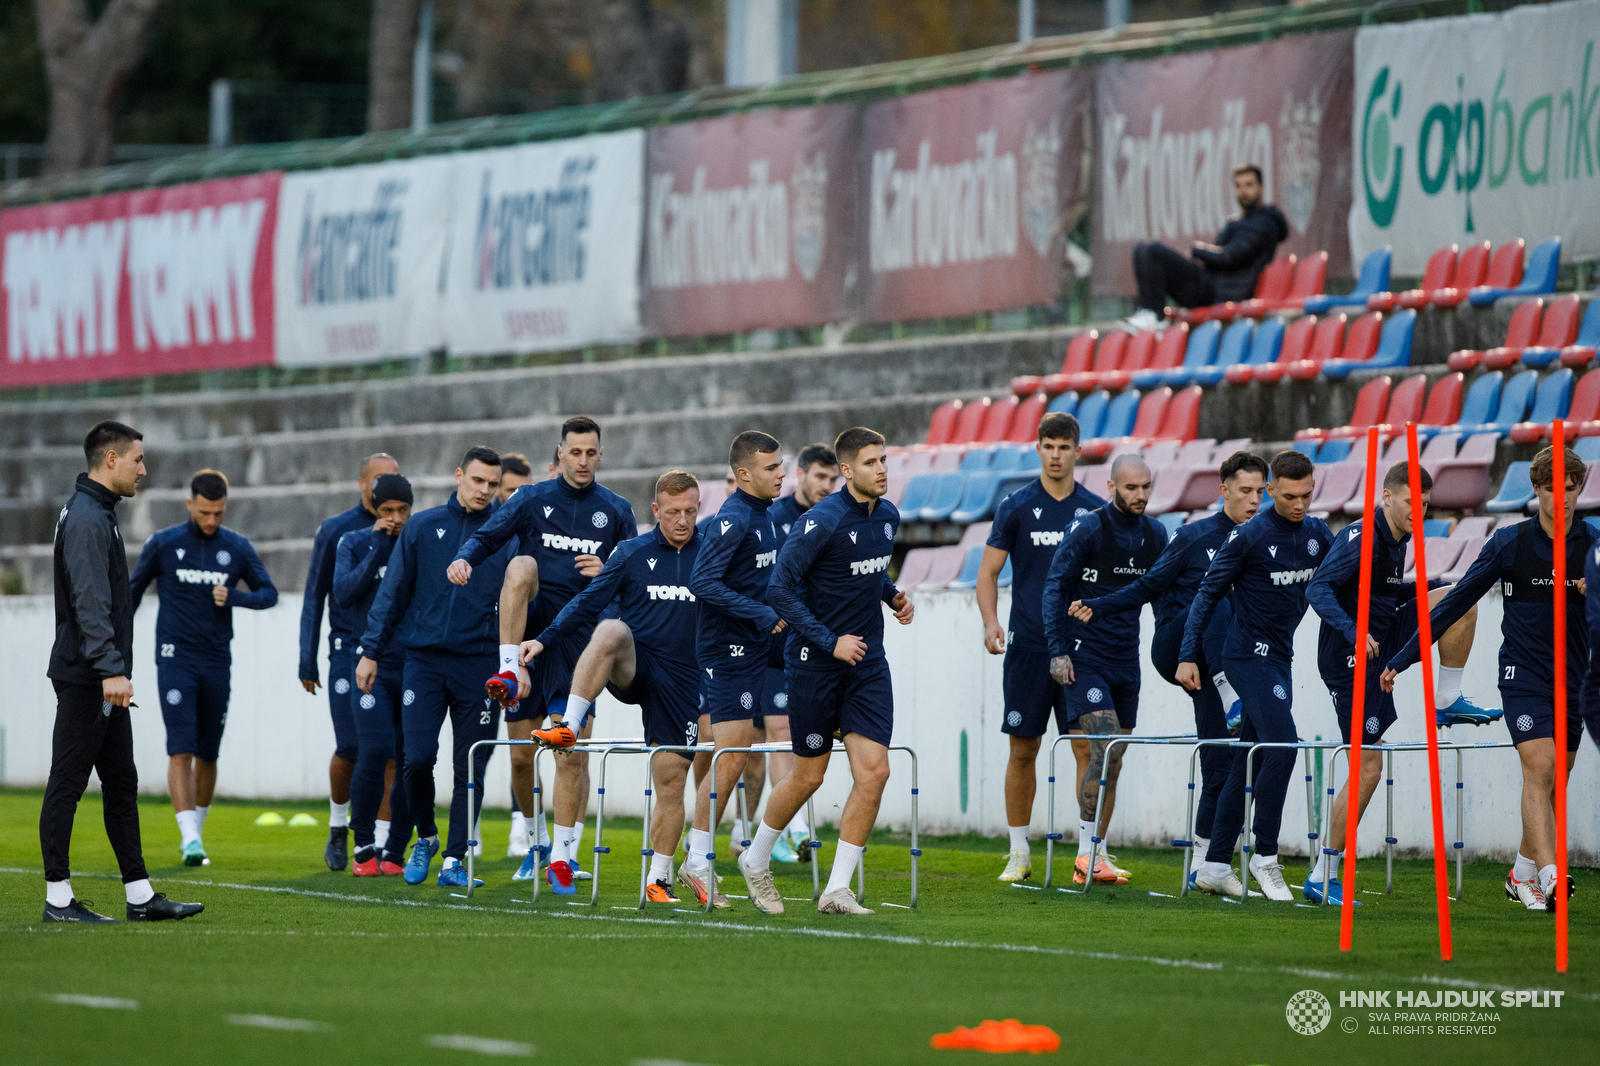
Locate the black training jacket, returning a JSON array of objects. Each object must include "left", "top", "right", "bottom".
[
  {"left": 48, "top": 473, "right": 135, "bottom": 686},
  {"left": 1194, "top": 204, "right": 1290, "bottom": 303}
]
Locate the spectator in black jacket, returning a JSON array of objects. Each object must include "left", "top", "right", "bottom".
[
  {"left": 40, "top": 420, "right": 203, "bottom": 924},
  {"left": 1123, "top": 165, "right": 1289, "bottom": 333}
]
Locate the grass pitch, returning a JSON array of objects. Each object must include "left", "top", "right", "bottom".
[{"left": 0, "top": 789, "right": 1593, "bottom": 1066}]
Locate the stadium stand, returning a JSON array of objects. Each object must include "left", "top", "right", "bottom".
[
  {"left": 1468, "top": 236, "right": 1560, "bottom": 305},
  {"left": 1367, "top": 244, "right": 1458, "bottom": 312},
  {"left": 1449, "top": 299, "right": 1544, "bottom": 371},
  {"left": 1515, "top": 294, "right": 1586, "bottom": 368},
  {"left": 1508, "top": 370, "right": 1574, "bottom": 444},
  {"left": 1302, "top": 247, "right": 1391, "bottom": 314},
  {"left": 1426, "top": 240, "right": 1494, "bottom": 308}
]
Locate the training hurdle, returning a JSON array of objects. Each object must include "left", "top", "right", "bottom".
[
  {"left": 1040, "top": 732, "right": 1196, "bottom": 892},
  {"left": 1174, "top": 738, "right": 1252, "bottom": 895},
  {"left": 700, "top": 742, "right": 922, "bottom": 913},
  {"left": 463, "top": 735, "right": 646, "bottom": 900}
]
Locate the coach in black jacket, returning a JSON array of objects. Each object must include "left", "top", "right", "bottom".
[
  {"left": 1122, "top": 164, "right": 1289, "bottom": 334},
  {"left": 40, "top": 420, "right": 202, "bottom": 924}
]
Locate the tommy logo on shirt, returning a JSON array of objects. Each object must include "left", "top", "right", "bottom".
[
  {"left": 850, "top": 554, "right": 892, "bottom": 576},
  {"left": 175, "top": 568, "right": 227, "bottom": 585},
  {"left": 647, "top": 585, "right": 694, "bottom": 601},
  {"left": 755, "top": 549, "right": 778, "bottom": 568},
  {"left": 1030, "top": 531, "right": 1065, "bottom": 547},
  {"left": 542, "top": 532, "right": 604, "bottom": 554}
]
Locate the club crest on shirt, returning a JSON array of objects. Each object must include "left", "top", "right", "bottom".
[
  {"left": 1307, "top": 538, "right": 1319, "bottom": 556},
  {"left": 592, "top": 511, "right": 608, "bottom": 529},
  {"left": 216, "top": 550, "right": 231, "bottom": 566},
  {"left": 883, "top": 522, "right": 892, "bottom": 540}
]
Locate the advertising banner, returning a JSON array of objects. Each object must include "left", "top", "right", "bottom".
[
  {"left": 1351, "top": 0, "right": 1600, "bottom": 273},
  {"left": 274, "top": 157, "right": 450, "bottom": 367},
  {"left": 643, "top": 105, "right": 854, "bottom": 336},
  {"left": 859, "top": 69, "right": 1091, "bottom": 322},
  {"left": 1, "top": 173, "right": 280, "bottom": 387},
  {"left": 1093, "top": 31, "right": 1355, "bottom": 296},
  {"left": 444, "top": 130, "right": 644, "bottom": 356}
]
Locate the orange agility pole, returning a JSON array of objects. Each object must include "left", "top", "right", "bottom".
[
  {"left": 1551, "top": 419, "right": 1570, "bottom": 973},
  {"left": 1340, "top": 425, "right": 1380, "bottom": 952},
  {"left": 1404, "top": 423, "right": 1453, "bottom": 961}
]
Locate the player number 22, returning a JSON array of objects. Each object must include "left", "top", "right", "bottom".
[{"left": 160, "top": 643, "right": 175, "bottom": 658}]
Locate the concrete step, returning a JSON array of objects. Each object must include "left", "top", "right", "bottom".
[{"left": 1, "top": 539, "right": 314, "bottom": 598}]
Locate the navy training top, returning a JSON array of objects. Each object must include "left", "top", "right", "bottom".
[
  {"left": 689, "top": 488, "right": 781, "bottom": 661},
  {"left": 299, "top": 501, "right": 375, "bottom": 681},
  {"left": 1081, "top": 508, "right": 1237, "bottom": 632},
  {"left": 333, "top": 525, "right": 405, "bottom": 669},
  {"left": 1041, "top": 503, "right": 1168, "bottom": 664},
  {"left": 130, "top": 521, "right": 277, "bottom": 666},
  {"left": 986, "top": 478, "right": 1105, "bottom": 651}
]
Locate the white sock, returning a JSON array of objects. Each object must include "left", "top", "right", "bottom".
[
  {"left": 824, "top": 840, "right": 865, "bottom": 896},
  {"left": 1191, "top": 837, "right": 1209, "bottom": 865},
  {"left": 564, "top": 695, "right": 594, "bottom": 731},
  {"left": 46, "top": 880, "right": 73, "bottom": 908},
  {"left": 1435, "top": 666, "right": 1464, "bottom": 707},
  {"left": 1213, "top": 672, "right": 1238, "bottom": 708},
  {"left": 747, "top": 822, "right": 783, "bottom": 870},
  {"left": 1201, "top": 860, "right": 1232, "bottom": 877},
  {"left": 554, "top": 824, "right": 577, "bottom": 865},
  {"left": 1539, "top": 864, "right": 1558, "bottom": 897},
  {"left": 442, "top": 856, "right": 461, "bottom": 870},
  {"left": 176, "top": 809, "right": 201, "bottom": 846},
  {"left": 499, "top": 644, "right": 519, "bottom": 673},
  {"left": 732, "top": 818, "right": 747, "bottom": 843},
  {"left": 374, "top": 819, "right": 391, "bottom": 851},
  {"left": 124, "top": 878, "right": 154, "bottom": 905},
  {"left": 649, "top": 851, "right": 673, "bottom": 883},
  {"left": 1311, "top": 849, "right": 1337, "bottom": 882},
  {"left": 1007, "top": 825, "right": 1030, "bottom": 853},
  {"left": 571, "top": 822, "right": 586, "bottom": 865},
  {"left": 329, "top": 801, "right": 349, "bottom": 828},
  {"left": 786, "top": 809, "right": 808, "bottom": 835},
  {"left": 1076, "top": 819, "right": 1096, "bottom": 858},
  {"left": 196, "top": 804, "right": 210, "bottom": 830},
  {"left": 1513, "top": 852, "right": 1537, "bottom": 882},
  {"left": 510, "top": 810, "right": 527, "bottom": 841},
  {"left": 537, "top": 816, "right": 552, "bottom": 849},
  {"left": 687, "top": 828, "right": 713, "bottom": 868}
]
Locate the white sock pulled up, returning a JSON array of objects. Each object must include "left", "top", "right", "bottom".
[
  {"left": 824, "top": 840, "right": 865, "bottom": 897},
  {"left": 374, "top": 819, "right": 391, "bottom": 852},
  {"left": 746, "top": 822, "right": 783, "bottom": 870},
  {"left": 563, "top": 695, "right": 594, "bottom": 732},
  {"left": 175, "top": 809, "right": 201, "bottom": 847},
  {"left": 1076, "top": 819, "right": 1096, "bottom": 859},
  {"left": 1213, "top": 673, "right": 1239, "bottom": 709},
  {"left": 1435, "top": 666, "right": 1464, "bottom": 707},
  {"left": 686, "top": 828, "right": 713, "bottom": 868},
  {"left": 1007, "top": 825, "right": 1030, "bottom": 853},
  {"left": 649, "top": 851, "right": 673, "bottom": 884},
  {"left": 46, "top": 880, "right": 73, "bottom": 908},
  {"left": 124, "top": 878, "right": 154, "bottom": 905},
  {"left": 329, "top": 800, "right": 349, "bottom": 828}
]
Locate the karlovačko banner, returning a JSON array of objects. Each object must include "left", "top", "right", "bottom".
[
  {"left": 859, "top": 69, "right": 1091, "bottom": 323},
  {"left": 0, "top": 173, "right": 280, "bottom": 387},
  {"left": 1092, "top": 30, "right": 1355, "bottom": 297},
  {"left": 273, "top": 157, "right": 451, "bottom": 367},
  {"left": 443, "top": 130, "right": 644, "bottom": 357},
  {"left": 1350, "top": 0, "right": 1600, "bottom": 274},
  {"left": 643, "top": 104, "right": 855, "bottom": 337}
]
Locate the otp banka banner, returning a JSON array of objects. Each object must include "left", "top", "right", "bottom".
[
  {"left": 1351, "top": 0, "right": 1600, "bottom": 273},
  {"left": 274, "top": 157, "right": 451, "bottom": 366},
  {"left": 445, "top": 130, "right": 644, "bottom": 356}
]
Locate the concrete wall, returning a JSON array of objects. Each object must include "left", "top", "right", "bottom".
[{"left": 4, "top": 589, "right": 1594, "bottom": 864}]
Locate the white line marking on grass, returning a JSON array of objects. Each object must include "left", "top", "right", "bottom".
[
  {"left": 427, "top": 1034, "right": 534, "bottom": 1056},
  {"left": 4, "top": 868, "right": 1590, "bottom": 1001},
  {"left": 44, "top": 994, "right": 137, "bottom": 1010},
  {"left": 225, "top": 1015, "right": 327, "bottom": 1032}
]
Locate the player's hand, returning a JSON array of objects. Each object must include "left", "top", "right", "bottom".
[
  {"left": 770, "top": 618, "right": 788, "bottom": 635},
  {"left": 1581, "top": 577, "right": 1588, "bottom": 596},
  {"left": 574, "top": 554, "right": 603, "bottom": 578},
  {"left": 519, "top": 639, "right": 545, "bottom": 664},
  {"left": 300, "top": 678, "right": 321, "bottom": 695},
  {"left": 833, "top": 634, "right": 867, "bottom": 665},
  {"left": 355, "top": 656, "right": 378, "bottom": 694},
  {"left": 517, "top": 663, "right": 531, "bottom": 700},
  {"left": 891, "top": 592, "right": 914, "bottom": 625},
  {"left": 983, "top": 621, "right": 1006, "bottom": 655},
  {"left": 1175, "top": 662, "right": 1202, "bottom": 691},
  {"left": 212, "top": 583, "right": 229, "bottom": 606},
  {"left": 1049, "top": 654, "right": 1074, "bottom": 686},
  {"left": 1068, "top": 599, "right": 1093, "bottom": 623},
  {"left": 102, "top": 674, "right": 133, "bottom": 708},
  {"left": 446, "top": 559, "right": 472, "bottom": 585},
  {"left": 1366, "top": 634, "right": 1381, "bottom": 661},
  {"left": 1379, "top": 667, "right": 1398, "bottom": 693}
]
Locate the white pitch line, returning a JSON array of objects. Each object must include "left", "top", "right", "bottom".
[
  {"left": 3, "top": 867, "right": 1589, "bottom": 1000},
  {"left": 225, "top": 1014, "right": 327, "bottom": 1032},
  {"left": 427, "top": 1034, "right": 534, "bottom": 1056},
  {"left": 43, "top": 993, "right": 138, "bottom": 1010}
]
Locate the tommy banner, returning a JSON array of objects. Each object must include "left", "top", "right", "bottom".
[
  {"left": 444, "top": 130, "right": 644, "bottom": 356},
  {"left": 1, "top": 173, "right": 280, "bottom": 387},
  {"left": 273, "top": 157, "right": 451, "bottom": 367},
  {"left": 643, "top": 105, "right": 855, "bottom": 337},
  {"left": 859, "top": 69, "right": 1091, "bottom": 323},
  {"left": 1351, "top": 0, "right": 1600, "bottom": 273},
  {"left": 1093, "top": 31, "right": 1355, "bottom": 296}
]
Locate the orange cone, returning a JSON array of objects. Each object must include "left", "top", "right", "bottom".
[{"left": 930, "top": 1019, "right": 1061, "bottom": 1053}]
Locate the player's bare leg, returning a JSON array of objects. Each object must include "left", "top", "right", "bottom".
[
  {"left": 646, "top": 755, "right": 690, "bottom": 901},
  {"left": 1069, "top": 710, "right": 1127, "bottom": 884}
]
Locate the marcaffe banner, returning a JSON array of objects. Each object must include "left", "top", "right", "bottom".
[
  {"left": 644, "top": 105, "right": 855, "bottom": 337},
  {"left": 1093, "top": 31, "right": 1355, "bottom": 296},
  {"left": 859, "top": 69, "right": 1091, "bottom": 323}
]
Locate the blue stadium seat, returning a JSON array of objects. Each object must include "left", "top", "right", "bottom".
[
  {"left": 1519, "top": 368, "right": 1573, "bottom": 433},
  {"left": 1468, "top": 237, "right": 1560, "bottom": 306},
  {"left": 917, "top": 471, "right": 971, "bottom": 522},
  {"left": 1093, "top": 389, "right": 1142, "bottom": 440},
  {"left": 1575, "top": 437, "right": 1600, "bottom": 462},
  {"left": 1474, "top": 370, "right": 1538, "bottom": 437},
  {"left": 1303, "top": 247, "right": 1392, "bottom": 314},
  {"left": 950, "top": 471, "right": 1038, "bottom": 524},
  {"left": 1420, "top": 370, "right": 1502, "bottom": 440},
  {"left": 1315, "top": 438, "right": 1353, "bottom": 464},
  {"left": 1157, "top": 511, "right": 1188, "bottom": 534},
  {"left": 991, "top": 445, "right": 1030, "bottom": 471},
  {"left": 1292, "top": 440, "right": 1320, "bottom": 461},
  {"left": 897, "top": 473, "right": 941, "bottom": 517},
  {"left": 1074, "top": 390, "right": 1111, "bottom": 439},
  {"left": 1422, "top": 519, "right": 1454, "bottom": 538},
  {"left": 1046, "top": 391, "right": 1080, "bottom": 416},
  {"left": 959, "top": 447, "right": 996, "bottom": 472},
  {"left": 1485, "top": 462, "right": 1535, "bottom": 513},
  {"left": 1233, "top": 316, "right": 1285, "bottom": 377},
  {"left": 946, "top": 544, "right": 986, "bottom": 589},
  {"left": 1323, "top": 309, "right": 1416, "bottom": 378},
  {"left": 1144, "top": 320, "right": 1221, "bottom": 387},
  {"left": 1016, "top": 447, "right": 1042, "bottom": 471},
  {"left": 1191, "top": 319, "right": 1254, "bottom": 386}
]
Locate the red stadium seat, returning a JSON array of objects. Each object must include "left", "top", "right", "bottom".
[
  {"left": 1297, "top": 375, "right": 1390, "bottom": 442},
  {"left": 924, "top": 400, "right": 962, "bottom": 447},
  {"left": 948, "top": 397, "right": 989, "bottom": 445},
  {"left": 1285, "top": 314, "right": 1346, "bottom": 381},
  {"left": 1370, "top": 245, "right": 1457, "bottom": 311},
  {"left": 1015, "top": 330, "right": 1097, "bottom": 397},
  {"left": 1005, "top": 392, "right": 1048, "bottom": 443},
  {"left": 1098, "top": 329, "right": 1157, "bottom": 391},
  {"left": 1559, "top": 368, "right": 1600, "bottom": 439},
  {"left": 1251, "top": 316, "right": 1317, "bottom": 383},
  {"left": 974, "top": 395, "right": 1019, "bottom": 444},
  {"left": 1515, "top": 294, "right": 1584, "bottom": 367},
  {"left": 1428, "top": 241, "right": 1492, "bottom": 308},
  {"left": 1371, "top": 374, "right": 1427, "bottom": 436},
  {"left": 1174, "top": 256, "right": 1297, "bottom": 325},
  {"left": 1143, "top": 323, "right": 1190, "bottom": 377},
  {"left": 1449, "top": 300, "right": 1542, "bottom": 372},
  {"left": 1068, "top": 332, "right": 1129, "bottom": 392},
  {"left": 1237, "top": 252, "right": 1328, "bottom": 316},
  {"left": 1148, "top": 385, "right": 1202, "bottom": 443},
  {"left": 1336, "top": 311, "right": 1384, "bottom": 366},
  {"left": 1411, "top": 372, "right": 1465, "bottom": 433}
]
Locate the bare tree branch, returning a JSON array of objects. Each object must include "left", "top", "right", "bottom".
[{"left": 36, "top": 0, "right": 171, "bottom": 174}]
